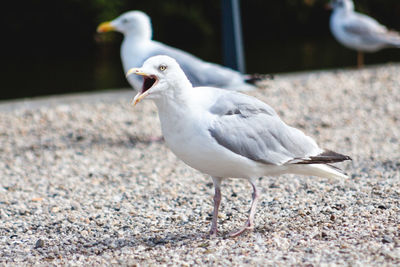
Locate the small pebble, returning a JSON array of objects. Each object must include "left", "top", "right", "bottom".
[{"left": 34, "top": 239, "right": 45, "bottom": 249}]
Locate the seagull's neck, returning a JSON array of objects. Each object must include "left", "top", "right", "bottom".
[
  {"left": 123, "top": 26, "right": 153, "bottom": 41},
  {"left": 332, "top": 8, "right": 352, "bottom": 20},
  {"left": 123, "top": 32, "right": 152, "bottom": 43},
  {"left": 153, "top": 89, "right": 189, "bottom": 137},
  {"left": 154, "top": 82, "right": 194, "bottom": 114},
  {"left": 334, "top": 2, "right": 354, "bottom": 15}
]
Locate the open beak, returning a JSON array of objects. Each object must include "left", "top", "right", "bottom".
[
  {"left": 131, "top": 88, "right": 150, "bottom": 106},
  {"left": 126, "top": 68, "right": 158, "bottom": 106},
  {"left": 97, "top": 21, "right": 115, "bottom": 33}
]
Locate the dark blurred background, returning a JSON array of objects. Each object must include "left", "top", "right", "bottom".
[{"left": 2, "top": 0, "right": 400, "bottom": 100}]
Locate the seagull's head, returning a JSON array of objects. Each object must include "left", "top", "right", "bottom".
[
  {"left": 97, "top": 11, "right": 152, "bottom": 39},
  {"left": 327, "top": 0, "right": 354, "bottom": 11},
  {"left": 126, "top": 55, "right": 191, "bottom": 106}
]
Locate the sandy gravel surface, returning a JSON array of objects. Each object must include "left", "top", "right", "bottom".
[{"left": 0, "top": 64, "right": 399, "bottom": 266}]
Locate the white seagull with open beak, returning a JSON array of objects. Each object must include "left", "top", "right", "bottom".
[{"left": 126, "top": 55, "right": 351, "bottom": 237}]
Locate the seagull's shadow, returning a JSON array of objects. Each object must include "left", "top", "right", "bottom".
[
  {"left": 33, "top": 229, "right": 205, "bottom": 259},
  {"left": 31, "top": 218, "right": 275, "bottom": 260}
]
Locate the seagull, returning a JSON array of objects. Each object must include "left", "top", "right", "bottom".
[
  {"left": 126, "top": 55, "right": 351, "bottom": 237},
  {"left": 328, "top": 0, "right": 400, "bottom": 67},
  {"left": 97, "top": 11, "right": 260, "bottom": 92}
]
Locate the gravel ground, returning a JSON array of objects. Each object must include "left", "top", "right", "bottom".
[{"left": 0, "top": 64, "right": 400, "bottom": 266}]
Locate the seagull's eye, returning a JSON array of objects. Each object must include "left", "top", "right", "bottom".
[
  {"left": 159, "top": 64, "right": 167, "bottom": 71},
  {"left": 121, "top": 18, "right": 129, "bottom": 24}
]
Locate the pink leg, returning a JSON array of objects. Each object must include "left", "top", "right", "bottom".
[
  {"left": 209, "top": 177, "right": 222, "bottom": 238},
  {"left": 229, "top": 180, "right": 259, "bottom": 237}
]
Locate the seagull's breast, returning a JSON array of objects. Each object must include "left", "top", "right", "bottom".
[
  {"left": 330, "top": 12, "right": 361, "bottom": 50},
  {"left": 121, "top": 39, "right": 152, "bottom": 89}
]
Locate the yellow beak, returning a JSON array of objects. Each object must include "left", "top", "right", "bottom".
[
  {"left": 126, "top": 68, "right": 150, "bottom": 106},
  {"left": 131, "top": 91, "right": 150, "bottom": 106},
  {"left": 126, "top": 68, "right": 147, "bottom": 77},
  {"left": 97, "top": 21, "right": 115, "bottom": 33}
]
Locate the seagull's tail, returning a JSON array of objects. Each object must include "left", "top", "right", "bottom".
[
  {"left": 387, "top": 38, "right": 400, "bottom": 48},
  {"left": 244, "top": 73, "right": 274, "bottom": 85},
  {"left": 289, "top": 163, "right": 349, "bottom": 179},
  {"left": 287, "top": 149, "right": 352, "bottom": 179},
  {"left": 383, "top": 31, "right": 400, "bottom": 48},
  {"left": 391, "top": 40, "right": 400, "bottom": 48}
]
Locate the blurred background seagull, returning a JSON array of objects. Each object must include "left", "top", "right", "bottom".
[
  {"left": 126, "top": 55, "right": 351, "bottom": 237},
  {"left": 328, "top": 0, "right": 400, "bottom": 67},
  {"left": 97, "top": 11, "right": 260, "bottom": 92}
]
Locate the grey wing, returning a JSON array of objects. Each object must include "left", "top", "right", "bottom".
[
  {"left": 342, "top": 13, "right": 399, "bottom": 44},
  {"left": 208, "top": 93, "right": 322, "bottom": 165},
  {"left": 343, "top": 13, "right": 386, "bottom": 35},
  {"left": 148, "top": 42, "right": 243, "bottom": 87}
]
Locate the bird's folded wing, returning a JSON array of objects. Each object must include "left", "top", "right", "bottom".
[
  {"left": 208, "top": 93, "right": 322, "bottom": 165},
  {"left": 342, "top": 14, "right": 390, "bottom": 42}
]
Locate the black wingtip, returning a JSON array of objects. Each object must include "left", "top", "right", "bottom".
[
  {"left": 294, "top": 149, "right": 352, "bottom": 165},
  {"left": 244, "top": 73, "right": 274, "bottom": 85},
  {"left": 322, "top": 149, "right": 352, "bottom": 161}
]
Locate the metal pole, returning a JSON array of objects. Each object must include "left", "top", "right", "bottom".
[{"left": 221, "top": 0, "right": 245, "bottom": 73}]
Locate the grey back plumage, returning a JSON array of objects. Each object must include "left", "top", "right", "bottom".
[
  {"left": 343, "top": 13, "right": 400, "bottom": 47},
  {"left": 208, "top": 93, "right": 322, "bottom": 165}
]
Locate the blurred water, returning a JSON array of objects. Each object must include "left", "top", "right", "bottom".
[{"left": 2, "top": 38, "right": 400, "bottom": 101}]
